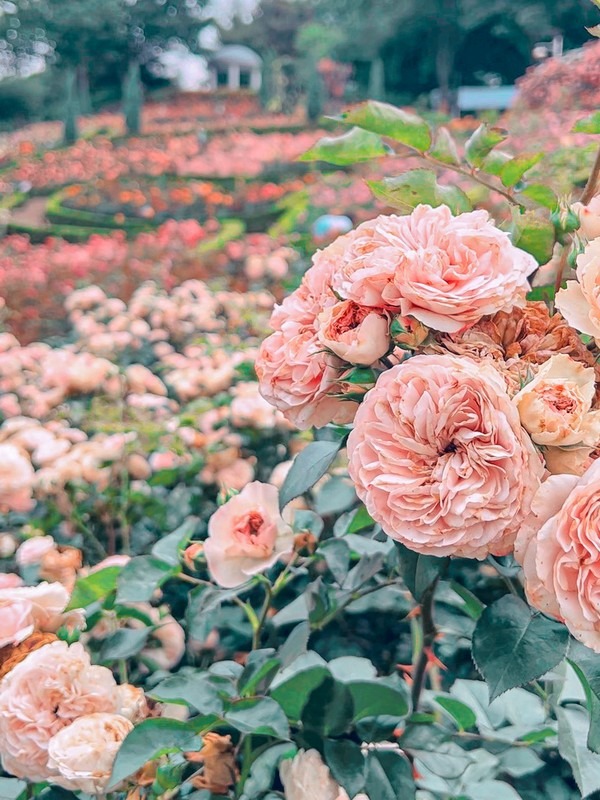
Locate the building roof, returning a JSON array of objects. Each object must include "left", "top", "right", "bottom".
[{"left": 209, "top": 45, "right": 262, "bottom": 69}]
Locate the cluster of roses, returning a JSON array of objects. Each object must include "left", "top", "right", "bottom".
[
  {"left": 0, "top": 573, "right": 149, "bottom": 794},
  {"left": 254, "top": 202, "right": 600, "bottom": 652}
]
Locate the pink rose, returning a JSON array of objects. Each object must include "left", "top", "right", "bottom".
[
  {"left": 317, "top": 301, "right": 390, "bottom": 365},
  {"left": 216, "top": 457, "right": 255, "bottom": 491},
  {"left": 556, "top": 238, "right": 600, "bottom": 340},
  {"left": 0, "top": 573, "right": 22, "bottom": 589},
  {"left": 47, "top": 713, "right": 133, "bottom": 795},
  {"left": 0, "top": 582, "right": 85, "bottom": 647},
  {"left": 573, "top": 195, "right": 600, "bottom": 241},
  {"left": 515, "top": 460, "right": 600, "bottom": 651},
  {"left": 16, "top": 535, "right": 56, "bottom": 567},
  {"left": 347, "top": 355, "right": 544, "bottom": 559},
  {"left": 329, "top": 206, "right": 536, "bottom": 333},
  {"left": 0, "top": 641, "right": 119, "bottom": 782},
  {"left": 0, "top": 444, "right": 34, "bottom": 512},
  {"left": 204, "top": 481, "right": 294, "bottom": 588}
]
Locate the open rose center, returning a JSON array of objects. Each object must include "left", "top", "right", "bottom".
[
  {"left": 230, "top": 509, "right": 273, "bottom": 558},
  {"left": 328, "top": 301, "right": 370, "bottom": 336},
  {"left": 539, "top": 384, "right": 579, "bottom": 415}
]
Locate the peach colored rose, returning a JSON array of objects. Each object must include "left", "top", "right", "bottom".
[
  {"left": 513, "top": 354, "right": 600, "bottom": 447},
  {"left": 317, "top": 301, "right": 390, "bottom": 365},
  {"left": 230, "top": 382, "right": 280, "bottom": 429},
  {"left": 116, "top": 684, "right": 149, "bottom": 723},
  {"left": 16, "top": 535, "right": 56, "bottom": 566},
  {"left": 0, "top": 444, "right": 34, "bottom": 512},
  {"left": 573, "top": 195, "right": 600, "bottom": 241},
  {"left": 204, "top": 481, "right": 294, "bottom": 587},
  {"left": 0, "top": 641, "right": 119, "bottom": 781},
  {"left": 347, "top": 355, "right": 544, "bottom": 559},
  {"left": 0, "top": 573, "right": 23, "bottom": 589},
  {"left": 47, "top": 713, "right": 133, "bottom": 794},
  {"left": 329, "top": 206, "right": 536, "bottom": 333},
  {"left": 280, "top": 749, "right": 369, "bottom": 800},
  {"left": 125, "top": 364, "right": 167, "bottom": 397},
  {"left": 216, "top": 458, "right": 255, "bottom": 492},
  {"left": 556, "top": 238, "right": 600, "bottom": 340},
  {"left": 0, "top": 534, "right": 17, "bottom": 558},
  {"left": 0, "top": 582, "right": 84, "bottom": 647},
  {"left": 515, "top": 460, "right": 600, "bottom": 651},
  {"left": 543, "top": 445, "right": 593, "bottom": 477}
]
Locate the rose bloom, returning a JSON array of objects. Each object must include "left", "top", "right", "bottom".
[
  {"left": 280, "top": 749, "right": 369, "bottom": 800},
  {"left": 47, "top": 713, "right": 133, "bottom": 795},
  {"left": 513, "top": 354, "right": 600, "bottom": 447},
  {"left": 0, "top": 444, "right": 34, "bottom": 512},
  {"left": 515, "top": 459, "right": 600, "bottom": 651},
  {"left": 0, "top": 572, "right": 22, "bottom": 589},
  {"left": 116, "top": 684, "right": 148, "bottom": 723},
  {"left": 573, "top": 195, "right": 600, "bottom": 241},
  {"left": 204, "top": 481, "right": 294, "bottom": 588},
  {"left": 16, "top": 535, "right": 56, "bottom": 566},
  {"left": 329, "top": 205, "right": 536, "bottom": 333},
  {"left": 347, "top": 355, "right": 544, "bottom": 559},
  {"left": 0, "top": 641, "right": 119, "bottom": 781},
  {"left": 0, "top": 581, "right": 84, "bottom": 648},
  {"left": 317, "top": 300, "right": 390, "bottom": 365},
  {"left": 556, "top": 238, "right": 600, "bottom": 340}
]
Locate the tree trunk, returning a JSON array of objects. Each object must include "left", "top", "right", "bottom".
[{"left": 435, "top": 0, "right": 459, "bottom": 113}]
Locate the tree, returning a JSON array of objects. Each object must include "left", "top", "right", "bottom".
[
  {"left": 123, "top": 62, "right": 143, "bottom": 135},
  {"left": 62, "top": 67, "right": 79, "bottom": 144}
]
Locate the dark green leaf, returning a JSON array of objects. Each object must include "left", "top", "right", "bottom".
[
  {"left": 116, "top": 556, "right": 176, "bottom": 603},
  {"left": 240, "top": 742, "right": 297, "bottom": 800},
  {"left": 67, "top": 566, "right": 121, "bottom": 610},
  {"left": 186, "top": 584, "right": 242, "bottom": 641},
  {"left": 500, "top": 153, "right": 544, "bottom": 188},
  {"left": 315, "top": 477, "right": 357, "bottom": 516},
  {"left": 270, "top": 654, "right": 329, "bottom": 720},
  {"left": 465, "top": 123, "right": 508, "bottom": 167},
  {"left": 225, "top": 697, "right": 290, "bottom": 739},
  {"left": 277, "top": 622, "right": 310, "bottom": 668},
  {"left": 239, "top": 649, "right": 281, "bottom": 697},
  {"left": 345, "top": 552, "right": 385, "bottom": 591},
  {"left": 396, "top": 543, "right": 448, "bottom": 601},
  {"left": 557, "top": 706, "right": 600, "bottom": 797},
  {"left": 434, "top": 696, "right": 477, "bottom": 731},
  {"left": 428, "top": 126, "right": 460, "bottom": 165},
  {"left": 364, "top": 750, "right": 416, "bottom": 800},
  {"left": 321, "top": 538, "right": 351, "bottom": 584},
  {"left": 109, "top": 719, "right": 200, "bottom": 788},
  {"left": 301, "top": 675, "right": 354, "bottom": 736},
  {"left": 347, "top": 505, "right": 375, "bottom": 533},
  {"left": 472, "top": 595, "right": 569, "bottom": 701},
  {"left": 348, "top": 680, "right": 409, "bottom": 722},
  {"left": 341, "top": 100, "right": 431, "bottom": 152},
  {"left": 150, "top": 671, "right": 224, "bottom": 715},
  {"left": 151, "top": 517, "right": 197, "bottom": 566},
  {"left": 299, "top": 127, "right": 388, "bottom": 165},
  {"left": 448, "top": 580, "right": 485, "bottom": 620},
  {"left": 324, "top": 739, "right": 365, "bottom": 798},
  {"left": 279, "top": 440, "right": 342, "bottom": 511},
  {"left": 99, "top": 627, "right": 151, "bottom": 661},
  {"left": 511, "top": 211, "right": 555, "bottom": 265},
  {"left": 568, "top": 644, "right": 600, "bottom": 753}
]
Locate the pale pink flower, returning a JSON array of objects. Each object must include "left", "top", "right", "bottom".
[
  {"left": 0, "top": 641, "right": 119, "bottom": 781},
  {"left": 513, "top": 354, "right": 600, "bottom": 447},
  {"left": 556, "top": 238, "right": 600, "bottom": 340},
  {"left": 329, "top": 206, "right": 536, "bottom": 333},
  {"left": 280, "top": 749, "right": 368, "bottom": 800},
  {"left": 47, "top": 713, "right": 133, "bottom": 795},
  {"left": 0, "top": 444, "right": 34, "bottom": 512},
  {"left": 317, "top": 301, "right": 390, "bottom": 365},
  {"left": 116, "top": 684, "right": 149, "bottom": 723},
  {"left": 204, "top": 481, "right": 294, "bottom": 588},
  {"left": 0, "top": 582, "right": 84, "bottom": 647},
  {"left": 515, "top": 460, "right": 600, "bottom": 651},
  {"left": 216, "top": 458, "right": 255, "bottom": 492},
  {"left": 16, "top": 535, "right": 56, "bottom": 566},
  {"left": 573, "top": 195, "right": 600, "bottom": 241},
  {"left": 347, "top": 355, "right": 544, "bottom": 559},
  {"left": 125, "top": 364, "right": 167, "bottom": 396},
  {"left": 149, "top": 451, "right": 180, "bottom": 471},
  {"left": 0, "top": 573, "right": 23, "bottom": 589}
]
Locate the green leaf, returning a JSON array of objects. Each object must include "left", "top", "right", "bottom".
[
  {"left": 279, "top": 439, "right": 343, "bottom": 511},
  {"left": 434, "top": 696, "right": 477, "bottom": 731},
  {"left": 557, "top": 706, "right": 600, "bottom": 797},
  {"left": 395, "top": 543, "right": 448, "bottom": 601},
  {"left": 186, "top": 584, "right": 241, "bottom": 641},
  {"left": 526, "top": 284, "right": 556, "bottom": 303},
  {"left": 340, "top": 100, "right": 432, "bottom": 152},
  {"left": 321, "top": 538, "right": 351, "bottom": 584},
  {"left": 150, "top": 671, "right": 225, "bottom": 715},
  {"left": 324, "top": 739, "right": 365, "bottom": 798},
  {"left": 448, "top": 580, "right": 485, "bottom": 620},
  {"left": 0, "top": 778, "right": 27, "bottom": 800},
  {"left": 428, "top": 126, "right": 460, "bottom": 165},
  {"left": 368, "top": 170, "right": 470, "bottom": 214},
  {"left": 518, "top": 183, "right": 558, "bottom": 210},
  {"left": 99, "top": 627, "right": 151, "bottom": 661},
  {"left": 109, "top": 719, "right": 200, "bottom": 788},
  {"left": 277, "top": 621, "right": 310, "bottom": 668},
  {"left": 225, "top": 697, "right": 290, "bottom": 739},
  {"left": 573, "top": 111, "right": 600, "bottom": 134},
  {"left": 481, "top": 150, "right": 512, "bottom": 176},
  {"left": 240, "top": 742, "right": 297, "bottom": 800},
  {"left": 67, "top": 566, "right": 121, "bottom": 610},
  {"left": 568, "top": 643, "right": 600, "bottom": 752},
  {"left": 465, "top": 123, "right": 508, "bottom": 167},
  {"left": 239, "top": 649, "right": 281, "bottom": 697},
  {"left": 500, "top": 153, "right": 544, "bottom": 188},
  {"left": 301, "top": 675, "right": 354, "bottom": 737},
  {"left": 348, "top": 680, "right": 409, "bottom": 722},
  {"left": 299, "top": 127, "right": 388, "bottom": 165},
  {"left": 116, "top": 556, "right": 176, "bottom": 603},
  {"left": 270, "top": 656, "right": 330, "bottom": 721},
  {"left": 364, "top": 750, "right": 416, "bottom": 800},
  {"left": 511, "top": 211, "right": 555, "bottom": 265},
  {"left": 151, "top": 517, "right": 197, "bottom": 566},
  {"left": 472, "top": 595, "right": 569, "bottom": 701},
  {"left": 347, "top": 505, "right": 375, "bottom": 533}
]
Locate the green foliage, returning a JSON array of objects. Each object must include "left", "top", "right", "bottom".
[
  {"left": 279, "top": 439, "right": 344, "bottom": 509},
  {"left": 123, "top": 62, "right": 143, "bottom": 135},
  {"left": 340, "top": 100, "right": 432, "bottom": 152},
  {"left": 300, "top": 128, "right": 388, "bottom": 165}
]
